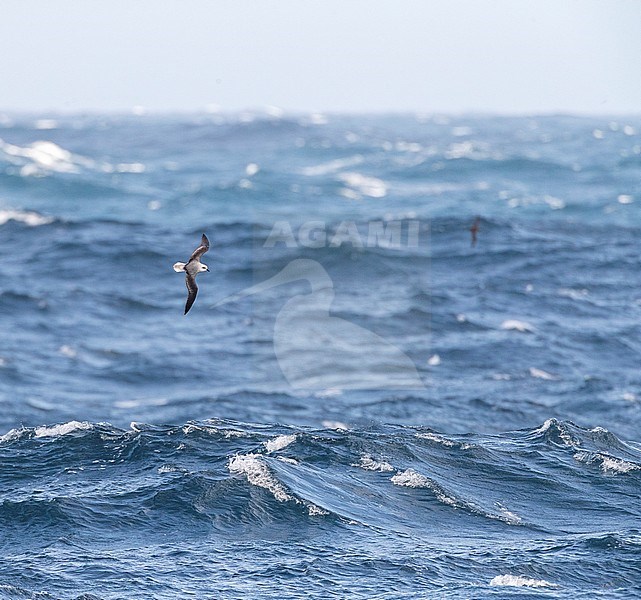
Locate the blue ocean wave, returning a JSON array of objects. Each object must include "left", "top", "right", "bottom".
[{"left": 1, "top": 114, "right": 641, "bottom": 598}]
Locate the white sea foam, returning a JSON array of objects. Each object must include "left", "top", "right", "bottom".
[
  {"left": 245, "top": 163, "right": 260, "bottom": 176},
  {"left": 495, "top": 502, "right": 523, "bottom": 525},
  {"left": 543, "top": 194, "right": 566, "bottom": 210},
  {"left": 601, "top": 456, "right": 639, "bottom": 474},
  {"left": 558, "top": 287, "right": 589, "bottom": 301},
  {"left": 451, "top": 126, "right": 473, "bottom": 137},
  {"left": 444, "top": 140, "right": 479, "bottom": 159},
  {"left": 34, "top": 420, "right": 92, "bottom": 438},
  {"left": 529, "top": 367, "right": 556, "bottom": 380},
  {"left": 228, "top": 453, "right": 324, "bottom": 515},
  {"left": 264, "top": 434, "right": 297, "bottom": 453},
  {"left": 314, "top": 387, "right": 343, "bottom": 398},
  {"left": 58, "top": 345, "right": 77, "bottom": 358},
  {"left": 574, "top": 451, "right": 639, "bottom": 475},
  {"left": 490, "top": 575, "right": 554, "bottom": 588},
  {"left": 0, "top": 137, "right": 141, "bottom": 178},
  {"left": 338, "top": 172, "right": 387, "bottom": 198},
  {"left": 34, "top": 119, "right": 58, "bottom": 130},
  {"left": 354, "top": 454, "right": 394, "bottom": 472},
  {"left": 416, "top": 432, "right": 456, "bottom": 447},
  {"left": 322, "top": 420, "right": 349, "bottom": 431},
  {"left": 307, "top": 112, "right": 328, "bottom": 125},
  {"left": 391, "top": 469, "right": 458, "bottom": 508},
  {"left": 501, "top": 319, "right": 534, "bottom": 333},
  {"left": 0, "top": 209, "right": 54, "bottom": 227},
  {"left": 158, "top": 464, "right": 180, "bottom": 474},
  {"left": 427, "top": 354, "right": 441, "bottom": 366},
  {"left": 492, "top": 373, "right": 512, "bottom": 381},
  {"left": 0, "top": 428, "right": 24, "bottom": 444},
  {"left": 0, "top": 139, "right": 87, "bottom": 174},
  {"left": 115, "top": 162, "right": 146, "bottom": 173},
  {"left": 115, "top": 397, "right": 169, "bottom": 409},
  {"left": 228, "top": 453, "right": 293, "bottom": 502}
]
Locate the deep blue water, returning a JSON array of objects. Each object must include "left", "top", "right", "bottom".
[{"left": 1, "top": 112, "right": 641, "bottom": 598}]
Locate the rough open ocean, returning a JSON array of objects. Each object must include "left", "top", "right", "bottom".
[{"left": 1, "top": 112, "right": 641, "bottom": 599}]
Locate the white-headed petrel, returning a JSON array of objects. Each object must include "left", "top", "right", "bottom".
[{"left": 173, "top": 234, "right": 210, "bottom": 314}]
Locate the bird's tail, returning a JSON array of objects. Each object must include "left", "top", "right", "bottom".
[{"left": 173, "top": 262, "right": 187, "bottom": 272}]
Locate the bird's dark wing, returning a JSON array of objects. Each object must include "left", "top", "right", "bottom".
[
  {"left": 184, "top": 271, "right": 199, "bottom": 315},
  {"left": 189, "top": 234, "right": 210, "bottom": 262}
]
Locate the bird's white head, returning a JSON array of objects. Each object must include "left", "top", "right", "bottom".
[{"left": 200, "top": 263, "right": 210, "bottom": 273}]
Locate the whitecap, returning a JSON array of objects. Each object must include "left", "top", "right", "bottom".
[
  {"left": 0, "top": 428, "right": 24, "bottom": 444},
  {"left": 115, "top": 162, "right": 145, "bottom": 173},
  {"left": 338, "top": 172, "right": 387, "bottom": 198},
  {"left": 322, "top": 420, "right": 349, "bottom": 431},
  {"left": 490, "top": 575, "right": 554, "bottom": 588},
  {"left": 427, "top": 354, "right": 441, "bottom": 366},
  {"left": 558, "top": 288, "right": 589, "bottom": 301},
  {"left": 495, "top": 502, "right": 523, "bottom": 525},
  {"left": 307, "top": 112, "right": 328, "bottom": 125},
  {"left": 492, "top": 373, "right": 511, "bottom": 381},
  {"left": 391, "top": 469, "right": 459, "bottom": 508},
  {"left": 301, "top": 155, "right": 364, "bottom": 176},
  {"left": 158, "top": 464, "right": 180, "bottom": 474},
  {"left": 574, "top": 451, "right": 639, "bottom": 475},
  {"left": 601, "top": 456, "right": 639, "bottom": 474},
  {"left": 228, "top": 453, "right": 293, "bottom": 502},
  {"left": 115, "top": 397, "right": 169, "bottom": 409},
  {"left": 307, "top": 504, "right": 329, "bottom": 516},
  {"left": 416, "top": 432, "right": 456, "bottom": 447},
  {"left": 543, "top": 194, "right": 565, "bottom": 210},
  {"left": 0, "top": 209, "right": 54, "bottom": 227},
  {"left": 314, "top": 387, "right": 342, "bottom": 398},
  {"left": 245, "top": 163, "right": 260, "bottom": 176},
  {"left": 264, "top": 434, "right": 297, "bottom": 453},
  {"left": 58, "top": 344, "right": 77, "bottom": 358},
  {"left": 34, "top": 119, "right": 58, "bottom": 130},
  {"left": 0, "top": 138, "right": 94, "bottom": 174},
  {"left": 444, "top": 140, "right": 476, "bottom": 159},
  {"left": 529, "top": 367, "right": 556, "bottom": 381},
  {"left": 501, "top": 319, "right": 534, "bottom": 333},
  {"left": 34, "top": 420, "right": 93, "bottom": 438},
  {"left": 451, "top": 126, "right": 472, "bottom": 137},
  {"left": 353, "top": 454, "right": 394, "bottom": 472}
]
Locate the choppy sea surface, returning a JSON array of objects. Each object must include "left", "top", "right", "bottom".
[{"left": 1, "top": 112, "right": 641, "bottom": 599}]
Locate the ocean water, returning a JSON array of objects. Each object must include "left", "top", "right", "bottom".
[{"left": 1, "top": 111, "right": 641, "bottom": 598}]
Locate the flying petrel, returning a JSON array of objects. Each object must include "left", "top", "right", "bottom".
[{"left": 173, "top": 234, "right": 210, "bottom": 314}]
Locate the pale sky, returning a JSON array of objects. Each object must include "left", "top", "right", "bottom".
[{"left": 1, "top": 0, "right": 640, "bottom": 114}]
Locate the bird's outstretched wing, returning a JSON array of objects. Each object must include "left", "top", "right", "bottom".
[
  {"left": 189, "top": 234, "right": 210, "bottom": 262},
  {"left": 184, "top": 271, "right": 199, "bottom": 315}
]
